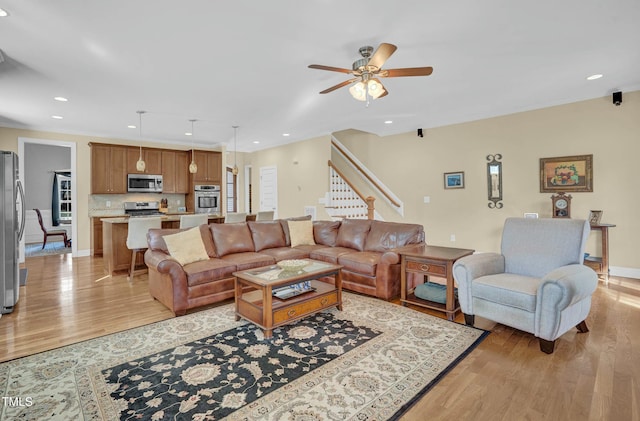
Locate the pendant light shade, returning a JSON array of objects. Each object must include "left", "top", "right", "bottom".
[
  {"left": 232, "top": 125, "right": 239, "bottom": 176},
  {"left": 136, "top": 111, "right": 146, "bottom": 172},
  {"left": 188, "top": 119, "right": 198, "bottom": 174}
]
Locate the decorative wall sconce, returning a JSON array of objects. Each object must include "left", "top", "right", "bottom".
[{"left": 487, "top": 154, "right": 503, "bottom": 209}]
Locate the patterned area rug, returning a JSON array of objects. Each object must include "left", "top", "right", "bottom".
[
  {"left": 0, "top": 293, "right": 488, "bottom": 420},
  {"left": 24, "top": 241, "right": 70, "bottom": 257}
]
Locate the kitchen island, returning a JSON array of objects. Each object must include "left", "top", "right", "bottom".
[{"left": 101, "top": 214, "right": 223, "bottom": 276}]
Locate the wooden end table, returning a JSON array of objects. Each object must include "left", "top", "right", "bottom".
[
  {"left": 396, "top": 245, "right": 474, "bottom": 321},
  {"left": 233, "top": 259, "right": 342, "bottom": 339}
]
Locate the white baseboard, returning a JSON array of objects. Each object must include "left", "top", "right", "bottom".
[
  {"left": 75, "top": 249, "right": 91, "bottom": 258},
  {"left": 610, "top": 266, "right": 640, "bottom": 280}
]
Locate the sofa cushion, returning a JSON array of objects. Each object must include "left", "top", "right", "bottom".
[
  {"left": 310, "top": 246, "right": 356, "bottom": 264},
  {"left": 338, "top": 251, "right": 381, "bottom": 277},
  {"left": 162, "top": 227, "right": 210, "bottom": 265},
  {"left": 220, "top": 252, "right": 276, "bottom": 271},
  {"left": 259, "top": 247, "right": 309, "bottom": 261},
  {"left": 210, "top": 223, "right": 255, "bottom": 257},
  {"left": 313, "top": 220, "right": 341, "bottom": 246},
  {"left": 288, "top": 220, "right": 316, "bottom": 247},
  {"left": 248, "top": 221, "right": 286, "bottom": 251},
  {"left": 280, "top": 215, "right": 313, "bottom": 246},
  {"left": 335, "top": 219, "right": 372, "bottom": 251},
  {"left": 184, "top": 259, "right": 237, "bottom": 287},
  {"left": 364, "top": 220, "right": 424, "bottom": 252}
]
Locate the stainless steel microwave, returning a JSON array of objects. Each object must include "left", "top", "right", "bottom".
[{"left": 127, "top": 174, "right": 163, "bottom": 193}]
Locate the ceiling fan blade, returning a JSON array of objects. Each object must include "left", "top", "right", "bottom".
[
  {"left": 367, "top": 43, "right": 397, "bottom": 69},
  {"left": 380, "top": 67, "right": 434, "bottom": 77},
  {"left": 308, "top": 64, "right": 352, "bottom": 74},
  {"left": 319, "top": 78, "right": 359, "bottom": 94}
]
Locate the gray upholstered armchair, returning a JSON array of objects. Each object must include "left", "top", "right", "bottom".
[{"left": 453, "top": 217, "right": 598, "bottom": 354}]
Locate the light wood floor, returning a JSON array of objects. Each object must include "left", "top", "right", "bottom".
[{"left": 1, "top": 255, "right": 638, "bottom": 421}]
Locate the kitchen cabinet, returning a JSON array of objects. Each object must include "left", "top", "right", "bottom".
[
  {"left": 162, "top": 150, "right": 189, "bottom": 194},
  {"left": 127, "top": 147, "right": 162, "bottom": 175},
  {"left": 91, "top": 144, "right": 128, "bottom": 194},
  {"left": 192, "top": 150, "right": 222, "bottom": 184}
]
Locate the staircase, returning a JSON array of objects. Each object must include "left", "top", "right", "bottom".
[{"left": 325, "top": 163, "right": 377, "bottom": 220}]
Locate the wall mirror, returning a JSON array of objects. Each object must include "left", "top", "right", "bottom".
[{"left": 487, "top": 154, "right": 503, "bottom": 208}]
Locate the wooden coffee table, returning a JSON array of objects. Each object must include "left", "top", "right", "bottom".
[{"left": 233, "top": 259, "right": 343, "bottom": 339}]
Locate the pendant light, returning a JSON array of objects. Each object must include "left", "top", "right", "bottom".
[
  {"left": 232, "top": 125, "right": 239, "bottom": 176},
  {"left": 188, "top": 119, "right": 198, "bottom": 174},
  {"left": 136, "top": 110, "right": 146, "bottom": 172}
]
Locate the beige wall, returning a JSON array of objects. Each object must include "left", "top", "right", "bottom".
[
  {"left": 245, "top": 135, "right": 332, "bottom": 220},
  {"left": 334, "top": 92, "right": 640, "bottom": 273}
]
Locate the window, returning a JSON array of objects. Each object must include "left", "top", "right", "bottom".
[{"left": 226, "top": 167, "right": 237, "bottom": 212}]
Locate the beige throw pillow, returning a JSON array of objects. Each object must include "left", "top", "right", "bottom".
[
  {"left": 162, "top": 227, "right": 210, "bottom": 266},
  {"left": 288, "top": 220, "right": 316, "bottom": 247}
]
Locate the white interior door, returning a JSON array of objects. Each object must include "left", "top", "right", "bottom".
[{"left": 259, "top": 166, "right": 277, "bottom": 218}]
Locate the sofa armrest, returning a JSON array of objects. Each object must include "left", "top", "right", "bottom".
[
  {"left": 145, "top": 249, "right": 187, "bottom": 282},
  {"left": 535, "top": 264, "right": 598, "bottom": 339},
  {"left": 453, "top": 253, "right": 504, "bottom": 314}
]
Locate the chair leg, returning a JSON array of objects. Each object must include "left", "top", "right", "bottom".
[
  {"left": 463, "top": 313, "right": 475, "bottom": 326},
  {"left": 128, "top": 249, "right": 137, "bottom": 281},
  {"left": 576, "top": 320, "right": 589, "bottom": 333},
  {"left": 539, "top": 338, "right": 556, "bottom": 354},
  {"left": 42, "top": 235, "right": 47, "bottom": 249},
  {"left": 63, "top": 233, "right": 69, "bottom": 247}
]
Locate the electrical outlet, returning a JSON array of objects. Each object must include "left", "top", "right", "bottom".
[
  {"left": 423, "top": 196, "right": 430, "bottom": 203},
  {"left": 177, "top": 200, "right": 181, "bottom": 205},
  {"left": 106, "top": 201, "right": 111, "bottom": 208},
  {"left": 450, "top": 234, "right": 456, "bottom": 242}
]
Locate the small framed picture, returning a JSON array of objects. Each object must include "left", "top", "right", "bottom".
[
  {"left": 589, "top": 210, "right": 603, "bottom": 225},
  {"left": 444, "top": 172, "right": 465, "bottom": 189}
]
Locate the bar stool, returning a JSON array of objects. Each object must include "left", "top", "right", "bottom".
[
  {"left": 255, "top": 211, "right": 275, "bottom": 221},
  {"left": 126, "top": 216, "right": 162, "bottom": 281},
  {"left": 179, "top": 214, "right": 208, "bottom": 229},
  {"left": 224, "top": 212, "right": 247, "bottom": 223}
]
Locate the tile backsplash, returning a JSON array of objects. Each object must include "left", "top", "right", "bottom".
[{"left": 89, "top": 193, "right": 187, "bottom": 216}]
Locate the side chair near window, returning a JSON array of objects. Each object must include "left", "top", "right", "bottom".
[
  {"left": 224, "top": 212, "right": 247, "bottom": 223},
  {"left": 453, "top": 217, "right": 598, "bottom": 354},
  {"left": 126, "top": 216, "right": 162, "bottom": 281},
  {"left": 33, "top": 208, "right": 69, "bottom": 249},
  {"left": 179, "top": 213, "right": 208, "bottom": 229}
]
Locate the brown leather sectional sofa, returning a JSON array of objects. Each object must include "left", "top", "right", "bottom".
[{"left": 144, "top": 218, "right": 425, "bottom": 315}]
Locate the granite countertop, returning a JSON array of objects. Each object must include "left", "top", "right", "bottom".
[{"left": 100, "top": 213, "right": 223, "bottom": 223}]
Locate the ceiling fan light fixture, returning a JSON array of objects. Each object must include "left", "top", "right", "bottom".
[
  {"left": 367, "top": 79, "right": 386, "bottom": 99},
  {"left": 349, "top": 81, "right": 367, "bottom": 101}
]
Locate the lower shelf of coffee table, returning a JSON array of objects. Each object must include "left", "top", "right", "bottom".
[{"left": 236, "top": 280, "right": 339, "bottom": 331}]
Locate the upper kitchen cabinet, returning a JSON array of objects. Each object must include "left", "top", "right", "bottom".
[
  {"left": 91, "top": 144, "right": 128, "bottom": 194},
  {"left": 127, "top": 147, "right": 162, "bottom": 174},
  {"left": 192, "top": 150, "right": 222, "bottom": 184},
  {"left": 162, "top": 150, "right": 189, "bottom": 194}
]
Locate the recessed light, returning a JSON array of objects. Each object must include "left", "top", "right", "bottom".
[
  {"left": 384, "top": 120, "right": 393, "bottom": 124},
  {"left": 253, "top": 141, "right": 260, "bottom": 144},
  {"left": 51, "top": 115, "right": 63, "bottom": 119},
  {"left": 185, "top": 132, "right": 192, "bottom": 136},
  {"left": 54, "top": 96, "right": 68, "bottom": 102},
  {"left": 282, "top": 133, "right": 290, "bottom": 137},
  {"left": 586, "top": 74, "right": 603, "bottom": 80},
  {"left": 127, "top": 125, "right": 136, "bottom": 129},
  {"left": 0, "top": 8, "right": 9, "bottom": 17}
]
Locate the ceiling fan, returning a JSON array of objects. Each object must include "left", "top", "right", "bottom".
[{"left": 308, "top": 43, "right": 433, "bottom": 101}]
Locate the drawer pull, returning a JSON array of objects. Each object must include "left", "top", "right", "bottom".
[
  {"left": 420, "top": 264, "right": 430, "bottom": 271},
  {"left": 320, "top": 298, "right": 329, "bottom": 305},
  {"left": 287, "top": 309, "right": 297, "bottom": 317}
]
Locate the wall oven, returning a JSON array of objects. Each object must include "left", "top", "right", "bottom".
[{"left": 194, "top": 184, "right": 220, "bottom": 214}]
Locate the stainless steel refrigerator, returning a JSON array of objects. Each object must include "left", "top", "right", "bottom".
[{"left": 1, "top": 151, "right": 26, "bottom": 314}]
